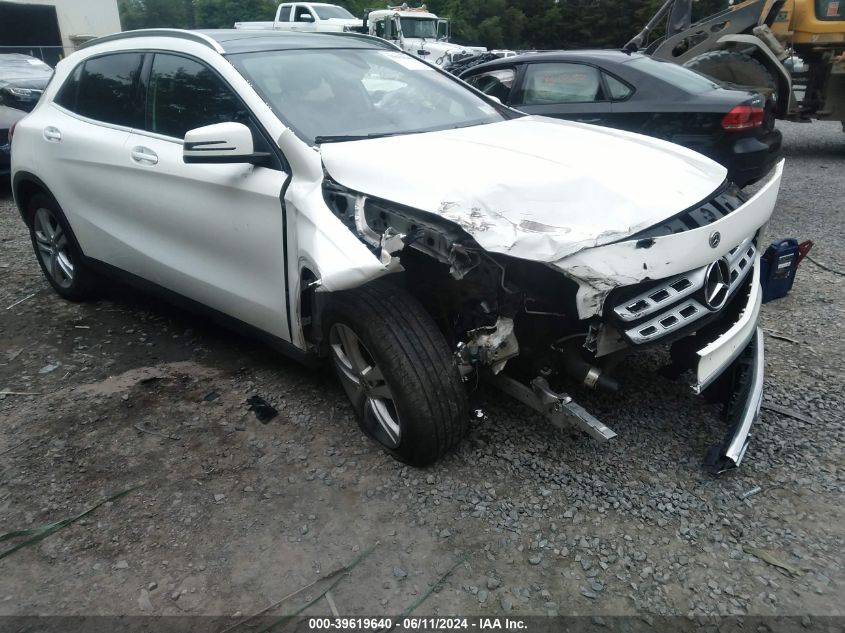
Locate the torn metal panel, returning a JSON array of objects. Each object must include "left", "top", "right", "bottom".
[
  {"left": 320, "top": 116, "right": 727, "bottom": 263},
  {"left": 278, "top": 130, "right": 391, "bottom": 295},
  {"left": 555, "top": 160, "right": 783, "bottom": 318}
]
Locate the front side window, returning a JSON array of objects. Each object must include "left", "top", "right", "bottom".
[
  {"left": 146, "top": 54, "right": 249, "bottom": 139},
  {"left": 230, "top": 48, "right": 504, "bottom": 144},
  {"left": 70, "top": 53, "right": 144, "bottom": 127},
  {"left": 465, "top": 68, "right": 516, "bottom": 103},
  {"left": 294, "top": 6, "right": 315, "bottom": 21},
  {"left": 515, "top": 63, "right": 604, "bottom": 105}
]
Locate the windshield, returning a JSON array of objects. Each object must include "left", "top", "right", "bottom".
[
  {"left": 627, "top": 56, "right": 719, "bottom": 94},
  {"left": 400, "top": 18, "right": 437, "bottom": 39},
  {"left": 230, "top": 48, "right": 503, "bottom": 144},
  {"left": 313, "top": 5, "right": 355, "bottom": 19}
]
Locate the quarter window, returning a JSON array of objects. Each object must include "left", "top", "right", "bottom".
[
  {"left": 516, "top": 63, "right": 605, "bottom": 105},
  {"left": 61, "top": 53, "right": 144, "bottom": 127},
  {"left": 465, "top": 69, "right": 515, "bottom": 103},
  {"left": 146, "top": 54, "right": 249, "bottom": 139},
  {"left": 604, "top": 72, "right": 633, "bottom": 100}
]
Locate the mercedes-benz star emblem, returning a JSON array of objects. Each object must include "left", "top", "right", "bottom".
[
  {"left": 709, "top": 230, "right": 721, "bottom": 249},
  {"left": 703, "top": 258, "right": 731, "bottom": 310}
]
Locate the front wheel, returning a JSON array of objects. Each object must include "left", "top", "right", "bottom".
[{"left": 323, "top": 279, "right": 468, "bottom": 466}]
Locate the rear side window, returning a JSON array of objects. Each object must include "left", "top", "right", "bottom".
[
  {"left": 146, "top": 54, "right": 249, "bottom": 139},
  {"left": 71, "top": 53, "right": 145, "bottom": 127},
  {"left": 278, "top": 4, "right": 292, "bottom": 21},
  {"left": 627, "top": 56, "right": 718, "bottom": 94},
  {"left": 515, "top": 63, "right": 605, "bottom": 105},
  {"left": 465, "top": 68, "right": 515, "bottom": 103}
]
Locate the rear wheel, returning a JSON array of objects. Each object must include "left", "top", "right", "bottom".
[
  {"left": 324, "top": 279, "right": 468, "bottom": 466},
  {"left": 684, "top": 50, "right": 777, "bottom": 95},
  {"left": 27, "top": 193, "right": 99, "bottom": 301}
]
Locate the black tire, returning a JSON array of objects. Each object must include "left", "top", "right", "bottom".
[
  {"left": 27, "top": 193, "right": 99, "bottom": 301},
  {"left": 323, "top": 278, "right": 468, "bottom": 466},
  {"left": 684, "top": 50, "right": 777, "bottom": 94}
]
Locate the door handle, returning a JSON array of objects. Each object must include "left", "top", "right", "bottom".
[
  {"left": 131, "top": 146, "right": 158, "bottom": 165},
  {"left": 43, "top": 126, "right": 62, "bottom": 142}
]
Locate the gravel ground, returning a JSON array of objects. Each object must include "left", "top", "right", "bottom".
[{"left": 0, "top": 121, "right": 842, "bottom": 624}]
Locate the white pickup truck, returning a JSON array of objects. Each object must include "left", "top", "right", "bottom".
[
  {"left": 234, "top": 2, "right": 361, "bottom": 32},
  {"left": 235, "top": 3, "right": 486, "bottom": 66}
]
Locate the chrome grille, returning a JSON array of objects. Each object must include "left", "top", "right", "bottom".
[{"left": 613, "top": 237, "right": 757, "bottom": 344}]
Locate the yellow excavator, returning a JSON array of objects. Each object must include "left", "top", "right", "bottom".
[{"left": 627, "top": 0, "right": 845, "bottom": 127}]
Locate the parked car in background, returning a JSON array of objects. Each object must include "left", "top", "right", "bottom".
[
  {"left": 0, "top": 54, "right": 53, "bottom": 112},
  {"left": 460, "top": 50, "right": 782, "bottom": 187},
  {"left": 12, "top": 30, "right": 783, "bottom": 472},
  {"left": 1, "top": 105, "right": 26, "bottom": 179}
]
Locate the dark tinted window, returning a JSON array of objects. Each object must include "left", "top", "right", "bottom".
[
  {"left": 147, "top": 54, "right": 249, "bottom": 139},
  {"left": 515, "top": 63, "right": 605, "bottom": 105},
  {"left": 54, "top": 63, "right": 82, "bottom": 110},
  {"left": 278, "top": 4, "right": 292, "bottom": 21},
  {"left": 466, "top": 68, "right": 515, "bottom": 103},
  {"left": 75, "top": 53, "right": 144, "bottom": 126}
]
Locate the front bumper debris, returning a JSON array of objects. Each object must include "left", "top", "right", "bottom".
[
  {"left": 705, "top": 327, "right": 765, "bottom": 474},
  {"left": 488, "top": 374, "right": 617, "bottom": 442}
]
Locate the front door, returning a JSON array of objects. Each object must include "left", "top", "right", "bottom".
[{"left": 121, "top": 53, "right": 291, "bottom": 339}]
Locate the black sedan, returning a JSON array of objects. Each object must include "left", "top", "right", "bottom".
[
  {"left": 0, "top": 54, "right": 53, "bottom": 112},
  {"left": 0, "top": 105, "right": 25, "bottom": 178},
  {"left": 460, "top": 50, "right": 782, "bottom": 187}
]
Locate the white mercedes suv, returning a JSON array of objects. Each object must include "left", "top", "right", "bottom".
[{"left": 10, "top": 29, "right": 783, "bottom": 470}]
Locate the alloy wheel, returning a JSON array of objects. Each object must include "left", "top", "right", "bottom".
[
  {"left": 33, "top": 208, "right": 74, "bottom": 289},
  {"left": 329, "top": 322, "right": 401, "bottom": 449}
]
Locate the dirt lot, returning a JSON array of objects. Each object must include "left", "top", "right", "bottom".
[{"left": 0, "top": 121, "right": 843, "bottom": 626}]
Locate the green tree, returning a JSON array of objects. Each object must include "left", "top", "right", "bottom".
[
  {"left": 193, "top": 0, "right": 278, "bottom": 28},
  {"left": 118, "top": 0, "right": 194, "bottom": 29}
]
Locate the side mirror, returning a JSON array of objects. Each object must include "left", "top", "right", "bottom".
[
  {"left": 183, "top": 122, "right": 269, "bottom": 165},
  {"left": 299, "top": 13, "right": 314, "bottom": 22}
]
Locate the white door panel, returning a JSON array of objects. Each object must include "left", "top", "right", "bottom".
[
  {"left": 35, "top": 106, "right": 136, "bottom": 260},
  {"left": 118, "top": 133, "right": 291, "bottom": 338}
]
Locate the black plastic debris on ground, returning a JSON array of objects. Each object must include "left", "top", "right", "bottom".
[
  {"left": 246, "top": 395, "right": 278, "bottom": 423},
  {"left": 203, "top": 390, "right": 220, "bottom": 402}
]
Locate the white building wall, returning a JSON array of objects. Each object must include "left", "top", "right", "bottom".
[{"left": 4, "top": 0, "right": 121, "bottom": 50}]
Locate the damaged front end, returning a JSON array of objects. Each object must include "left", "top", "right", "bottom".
[{"left": 319, "top": 156, "right": 784, "bottom": 472}]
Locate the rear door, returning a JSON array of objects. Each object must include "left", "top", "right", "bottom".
[
  {"left": 42, "top": 52, "right": 145, "bottom": 261},
  {"left": 120, "top": 53, "right": 292, "bottom": 339},
  {"left": 511, "top": 62, "right": 612, "bottom": 124}
]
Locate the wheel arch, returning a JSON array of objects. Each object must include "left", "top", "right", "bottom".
[{"left": 12, "top": 171, "right": 54, "bottom": 226}]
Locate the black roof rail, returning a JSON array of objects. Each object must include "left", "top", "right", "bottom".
[{"left": 79, "top": 29, "right": 225, "bottom": 53}]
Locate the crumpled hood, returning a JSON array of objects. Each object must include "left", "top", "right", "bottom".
[{"left": 320, "top": 116, "right": 727, "bottom": 263}]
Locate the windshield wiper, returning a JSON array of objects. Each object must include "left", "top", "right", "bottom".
[{"left": 314, "top": 132, "right": 403, "bottom": 144}]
